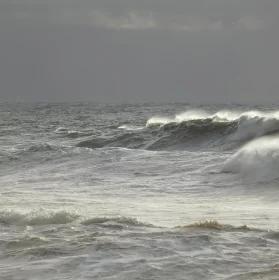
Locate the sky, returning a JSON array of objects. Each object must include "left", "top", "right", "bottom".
[{"left": 0, "top": 0, "right": 279, "bottom": 104}]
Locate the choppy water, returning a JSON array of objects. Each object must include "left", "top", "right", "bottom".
[{"left": 1, "top": 103, "right": 279, "bottom": 280}]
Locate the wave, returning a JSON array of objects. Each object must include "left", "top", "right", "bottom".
[
  {"left": 77, "top": 109, "right": 279, "bottom": 151},
  {"left": 0, "top": 144, "right": 58, "bottom": 163},
  {"left": 4, "top": 143, "right": 69, "bottom": 163},
  {"left": 26, "top": 143, "right": 56, "bottom": 153},
  {"left": 146, "top": 109, "right": 279, "bottom": 143},
  {"left": 147, "top": 110, "right": 279, "bottom": 126},
  {"left": 223, "top": 135, "right": 279, "bottom": 181},
  {"left": 176, "top": 220, "right": 255, "bottom": 232},
  {"left": 118, "top": 125, "right": 145, "bottom": 131},
  {"left": 0, "top": 210, "right": 151, "bottom": 228},
  {"left": 55, "top": 127, "right": 93, "bottom": 139},
  {"left": 0, "top": 210, "right": 79, "bottom": 226},
  {"left": 81, "top": 216, "right": 150, "bottom": 227},
  {"left": 5, "top": 236, "right": 48, "bottom": 250},
  {"left": 227, "top": 264, "right": 279, "bottom": 280},
  {"left": 146, "top": 109, "right": 212, "bottom": 126},
  {"left": 77, "top": 133, "right": 148, "bottom": 150},
  {"left": 1, "top": 211, "right": 275, "bottom": 237}
]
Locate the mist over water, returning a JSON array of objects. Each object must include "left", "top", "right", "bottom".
[{"left": 1, "top": 103, "right": 279, "bottom": 280}]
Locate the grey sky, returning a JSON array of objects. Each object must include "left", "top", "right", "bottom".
[{"left": 1, "top": 0, "right": 279, "bottom": 103}]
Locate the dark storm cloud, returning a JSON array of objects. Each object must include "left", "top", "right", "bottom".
[{"left": 0, "top": 0, "right": 279, "bottom": 103}]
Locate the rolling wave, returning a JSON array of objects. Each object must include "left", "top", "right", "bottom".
[
  {"left": 223, "top": 135, "right": 279, "bottom": 181},
  {"left": 1, "top": 210, "right": 272, "bottom": 236},
  {"left": 77, "top": 109, "right": 279, "bottom": 151},
  {"left": 146, "top": 109, "right": 279, "bottom": 143}
]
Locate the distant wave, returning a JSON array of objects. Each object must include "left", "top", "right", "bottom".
[
  {"left": 146, "top": 109, "right": 279, "bottom": 126},
  {"left": 0, "top": 143, "right": 58, "bottom": 163},
  {"left": 77, "top": 109, "right": 279, "bottom": 151},
  {"left": 55, "top": 127, "right": 93, "bottom": 139},
  {"left": 77, "top": 133, "right": 148, "bottom": 149},
  {"left": 228, "top": 264, "right": 279, "bottom": 280},
  {"left": 118, "top": 125, "right": 145, "bottom": 131},
  {"left": 0, "top": 210, "right": 150, "bottom": 228},
  {"left": 26, "top": 143, "right": 56, "bottom": 153},
  {"left": 0, "top": 210, "right": 78, "bottom": 226},
  {"left": 81, "top": 216, "right": 151, "bottom": 227},
  {"left": 1, "top": 210, "right": 272, "bottom": 235},
  {"left": 1, "top": 144, "right": 69, "bottom": 165},
  {"left": 5, "top": 235, "right": 48, "bottom": 250},
  {"left": 176, "top": 220, "right": 256, "bottom": 232}
]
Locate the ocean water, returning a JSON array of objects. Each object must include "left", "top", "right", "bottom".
[{"left": 1, "top": 102, "right": 279, "bottom": 280}]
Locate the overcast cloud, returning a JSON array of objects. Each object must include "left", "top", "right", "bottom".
[{"left": 0, "top": 0, "right": 279, "bottom": 103}]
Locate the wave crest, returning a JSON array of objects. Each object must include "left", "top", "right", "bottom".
[
  {"left": 146, "top": 110, "right": 279, "bottom": 142},
  {"left": 55, "top": 127, "right": 93, "bottom": 139},
  {"left": 78, "top": 109, "right": 279, "bottom": 151},
  {"left": 177, "top": 220, "right": 254, "bottom": 231},
  {"left": 223, "top": 135, "right": 279, "bottom": 181},
  {"left": 145, "top": 109, "right": 279, "bottom": 150},
  {"left": 81, "top": 216, "right": 150, "bottom": 227}
]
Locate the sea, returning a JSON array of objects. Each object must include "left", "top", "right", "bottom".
[{"left": 1, "top": 102, "right": 279, "bottom": 280}]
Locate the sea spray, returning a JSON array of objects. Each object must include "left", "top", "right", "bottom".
[{"left": 223, "top": 135, "right": 279, "bottom": 181}]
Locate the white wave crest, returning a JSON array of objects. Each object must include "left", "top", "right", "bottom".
[
  {"left": 146, "top": 109, "right": 279, "bottom": 142},
  {"left": 147, "top": 109, "right": 279, "bottom": 125},
  {"left": 223, "top": 135, "right": 279, "bottom": 181},
  {"left": 118, "top": 125, "right": 145, "bottom": 131},
  {"left": 146, "top": 116, "right": 174, "bottom": 126},
  {"left": 146, "top": 110, "right": 210, "bottom": 126}
]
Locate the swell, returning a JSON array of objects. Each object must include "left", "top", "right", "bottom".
[
  {"left": 228, "top": 264, "right": 279, "bottom": 280},
  {"left": 223, "top": 134, "right": 279, "bottom": 181},
  {"left": 0, "top": 211, "right": 272, "bottom": 235},
  {"left": 176, "top": 220, "right": 258, "bottom": 232},
  {"left": 55, "top": 127, "right": 94, "bottom": 139},
  {"left": 81, "top": 216, "right": 151, "bottom": 227},
  {"left": 77, "top": 110, "right": 279, "bottom": 151},
  {"left": 0, "top": 211, "right": 150, "bottom": 228},
  {"left": 0, "top": 210, "right": 79, "bottom": 226},
  {"left": 77, "top": 133, "right": 149, "bottom": 150},
  {"left": 0, "top": 143, "right": 67, "bottom": 165}
]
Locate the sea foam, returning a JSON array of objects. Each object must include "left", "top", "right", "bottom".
[{"left": 223, "top": 135, "right": 279, "bottom": 181}]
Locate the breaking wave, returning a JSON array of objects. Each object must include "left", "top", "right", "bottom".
[
  {"left": 118, "top": 125, "right": 145, "bottom": 131},
  {"left": 146, "top": 110, "right": 279, "bottom": 143},
  {"left": 223, "top": 135, "right": 279, "bottom": 181},
  {"left": 77, "top": 109, "right": 279, "bottom": 151}
]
